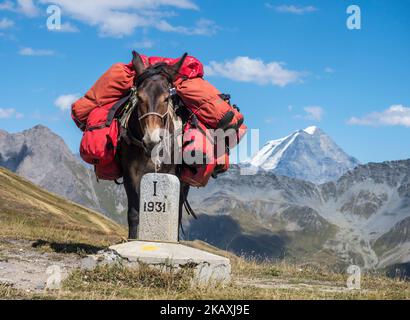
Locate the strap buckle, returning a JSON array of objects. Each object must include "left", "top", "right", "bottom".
[{"left": 169, "top": 87, "right": 177, "bottom": 97}]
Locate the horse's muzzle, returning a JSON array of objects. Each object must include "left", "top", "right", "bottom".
[
  {"left": 142, "top": 130, "right": 163, "bottom": 154},
  {"left": 143, "top": 141, "right": 164, "bottom": 160}
]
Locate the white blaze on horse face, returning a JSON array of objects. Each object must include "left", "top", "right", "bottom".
[{"left": 143, "top": 127, "right": 162, "bottom": 149}]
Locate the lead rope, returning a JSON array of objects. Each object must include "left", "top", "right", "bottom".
[{"left": 152, "top": 95, "right": 173, "bottom": 173}]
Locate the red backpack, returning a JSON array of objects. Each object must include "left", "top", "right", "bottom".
[
  {"left": 79, "top": 96, "right": 128, "bottom": 181},
  {"left": 141, "top": 55, "right": 204, "bottom": 80},
  {"left": 179, "top": 117, "right": 234, "bottom": 188},
  {"left": 175, "top": 78, "right": 244, "bottom": 132},
  {"left": 72, "top": 63, "right": 136, "bottom": 131}
]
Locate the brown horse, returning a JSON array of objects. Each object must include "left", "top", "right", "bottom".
[{"left": 120, "top": 51, "right": 190, "bottom": 239}]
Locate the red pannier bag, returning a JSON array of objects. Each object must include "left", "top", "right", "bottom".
[
  {"left": 225, "top": 123, "right": 248, "bottom": 149},
  {"left": 180, "top": 163, "right": 216, "bottom": 188},
  {"left": 79, "top": 101, "right": 122, "bottom": 180},
  {"left": 94, "top": 162, "right": 122, "bottom": 181},
  {"left": 213, "top": 150, "right": 230, "bottom": 176},
  {"left": 141, "top": 55, "right": 204, "bottom": 80},
  {"left": 182, "top": 118, "right": 215, "bottom": 166},
  {"left": 71, "top": 55, "right": 203, "bottom": 131},
  {"left": 180, "top": 118, "right": 246, "bottom": 187},
  {"left": 180, "top": 118, "right": 233, "bottom": 188},
  {"left": 180, "top": 118, "right": 215, "bottom": 188},
  {"left": 72, "top": 63, "right": 136, "bottom": 131},
  {"left": 175, "top": 78, "right": 244, "bottom": 131},
  {"left": 180, "top": 151, "right": 231, "bottom": 188}
]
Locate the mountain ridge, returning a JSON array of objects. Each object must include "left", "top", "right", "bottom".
[
  {"left": 244, "top": 126, "right": 360, "bottom": 183},
  {"left": 188, "top": 160, "right": 410, "bottom": 269},
  {"left": 0, "top": 125, "right": 127, "bottom": 224}
]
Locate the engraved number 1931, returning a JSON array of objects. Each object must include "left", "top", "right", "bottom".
[{"left": 143, "top": 201, "right": 166, "bottom": 213}]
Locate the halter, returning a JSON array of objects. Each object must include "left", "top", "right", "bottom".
[
  {"left": 134, "top": 64, "right": 176, "bottom": 127},
  {"left": 138, "top": 110, "right": 169, "bottom": 122},
  {"left": 123, "top": 65, "right": 178, "bottom": 151}
]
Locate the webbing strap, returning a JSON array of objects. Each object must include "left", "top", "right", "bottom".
[{"left": 106, "top": 92, "right": 133, "bottom": 127}]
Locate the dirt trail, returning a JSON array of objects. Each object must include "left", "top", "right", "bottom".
[
  {"left": 0, "top": 238, "right": 353, "bottom": 295},
  {"left": 0, "top": 239, "right": 82, "bottom": 293},
  {"left": 235, "top": 277, "right": 354, "bottom": 294}
]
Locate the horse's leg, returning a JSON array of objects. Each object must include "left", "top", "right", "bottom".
[
  {"left": 124, "top": 175, "right": 140, "bottom": 240},
  {"left": 178, "top": 183, "right": 190, "bottom": 240},
  {"left": 121, "top": 143, "right": 144, "bottom": 240}
]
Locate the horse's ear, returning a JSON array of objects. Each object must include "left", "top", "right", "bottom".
[
  {"left": 170, "top": 53, "right": 188, "bottom": 80},
  {"left": 132, "top": 51, "right": 146, "bottom": 75}
]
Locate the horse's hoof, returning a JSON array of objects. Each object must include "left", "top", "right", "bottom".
[{"left": 128, "top": 230, "right": 138, "bottom": 240}]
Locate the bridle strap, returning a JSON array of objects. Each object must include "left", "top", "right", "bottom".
[
  {"left": 138, "top": 111, "right": 169, "bottom": 122},
  {"left": 125, "top": 64, "right": 178, "bottom": 149}
]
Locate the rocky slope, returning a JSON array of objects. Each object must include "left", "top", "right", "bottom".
[
  {"left": 188, "top": 161, "right": 410, "bottom": 270},
  {"left": 0, "top": 126, "right": 127, "bottom": 224}
]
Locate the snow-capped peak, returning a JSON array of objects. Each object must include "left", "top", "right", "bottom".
[
  {"left": 243, "top": 127, "right": 360, "bottom": 183},
  {"left": 304, "top": 126, "right": 318, "bottom": 135}
]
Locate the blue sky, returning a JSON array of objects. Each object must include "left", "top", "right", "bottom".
[{"left": 0, "top": 0, "right": 409, "bottom": 163}]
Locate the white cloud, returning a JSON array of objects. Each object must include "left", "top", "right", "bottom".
[
  {"left": 0, "top": 108, "right": 23, "bottom": 119},
  {"left": 270, "top": 4, "right": 318, "bottom": 14},
  {"left": 54, "top": 94, "right": 79, "bottom": 111},
  {"left": 38, "top": 0, "right": 211, "bottom": 38},
  {"left": 132, "top": 39, "right": 155, "bottom": 49},
  {"left": 0, "top": 0, "right": 38, "bottom": 16},
  {"left": 0, "top": 1, "right": 14, "bottom": 11},
  {"left": 324, "top": 67, "right": 335, "bottom": 73},
  {"left": 304, "top": 106, "right": 324, "bottom": 121},
  {"left": 50, "top": 22, "right": 79, "bottom": 33},
  {"left": 17, "top": 0, "right": 38, "bottom": 17},
  {"left": 18, "top": 47, "right": 55, "bottom": 56},
  {"left": 0, "top": 17, "right": 14, "bottom": 29},
  {"left": 348, "top": 105, "right": 410, "bottom": 127},
  {"left": 205, "top": 56, "right": 302, "bottom": 87},
  {"left": 157, "top": 18, "right": 218, "bottom": 36}
]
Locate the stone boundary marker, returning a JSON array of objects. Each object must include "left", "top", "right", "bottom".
[
  {"left": 138, "top": 173, "right": 180, "bottom": 243},
  {"left": 82, "top": 173, "right": 232, "bottom": 286},
  {"left": 110, "top": 241, "right": 231, "bottom": 285},
  {"left": 81, "top": 241, "right": 231, "bottom": 285}
]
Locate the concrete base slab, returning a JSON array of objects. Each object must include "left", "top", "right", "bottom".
[{"left": 106, "top": 241, "right": 231, "bottom": 285}]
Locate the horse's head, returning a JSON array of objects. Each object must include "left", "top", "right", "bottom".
[{"left": 132, "top": 51, "right": 187, "bottom": 154}]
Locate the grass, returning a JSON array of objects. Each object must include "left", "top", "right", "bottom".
[
  {"left": 3, "top": 239, "right": 409, "bottom": 300},
  {"left": 0, "top": 167, "right": 409, "bottom": 300},
  {"left": 0, "top": 167, "right": 126, "bottom": 247},
  {"left": 19, "top": 259, "right": 410, "bottom": 300},
  {"left": 1, "top": 245, "right": 409, "bottom": 300}
]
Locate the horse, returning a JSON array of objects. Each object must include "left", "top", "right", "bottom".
[{"left": 120, "top": 51, "right": 190, "bottom": 239}]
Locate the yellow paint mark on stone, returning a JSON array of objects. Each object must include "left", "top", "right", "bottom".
[{"left": 140, "top": 245, "right": 159, "bottom": 252}]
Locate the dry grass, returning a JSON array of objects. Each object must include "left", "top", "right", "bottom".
[
  {"left": 4, "top": 260, "right": 407, "bottom": 300},
  {"left": 0, "top": 168, "right": 126, "bottom": 247}
]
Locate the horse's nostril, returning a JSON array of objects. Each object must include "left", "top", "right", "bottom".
[
  {"left": 143, "top": 134, "right": 162, "bottom": 148},
  {"left": 143, "top": 140, "right": 161, "bottom": 155}
]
